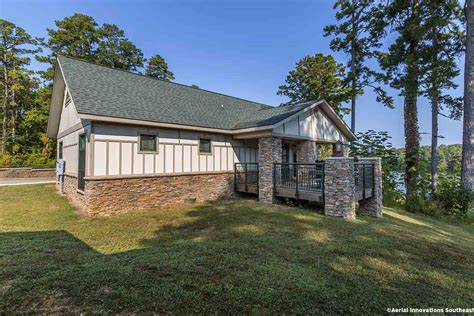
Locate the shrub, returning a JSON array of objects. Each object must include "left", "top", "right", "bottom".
[
  {"left": 0, "top": 153, "right": 55, "bottom": 168},
  {"left": 405, "top": 195, "right": 426, "bottom": 213},
  {"left": 433, "top": 176, "right": 472, "bottom": 217}
]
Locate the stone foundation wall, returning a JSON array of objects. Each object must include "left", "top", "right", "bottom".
[
  {"left": 324, "top": 157, "right": 356, "bottom": 219},
  {"left": 0, "top": 168, "right": 55, "bottom": 179},
  {"left": 62, "top": 174, "right": 87, "bottom": 208},
  {"left": 71, "top": 172, "right": 235, "bottom": 215},
  {"left": 258, "top": 137, "right": 282, "bottom": 204},
  {"left": 358, "top": 158, "right": 383, "bottom": 217}
]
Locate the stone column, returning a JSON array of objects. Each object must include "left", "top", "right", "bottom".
[
  {"left": 358, "top": 157, "right": 383, "bottom": 217},
  {"left": 324, "top": 157, "right": 356, "bottom": 219},
  {"left": 296, "top": 141, "right": 317, "bottom": 163},
  {"left": 258, "top": 136, "right": 282, "bottom": 204}
]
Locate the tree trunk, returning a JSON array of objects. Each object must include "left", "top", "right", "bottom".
[
  {"left": 405, "top": 39, "right": 420, "bottom": 206},
  {"left": 462, "top": 0, "right": 474, "bottom": 191},
  {"left": 10, "top": 88, "right": 15, "bottom": 143},
  {"left": 1, "top": 50, "right": 8, "bottom": 154},
  {"left": 350, "top": 0, "right": 357, "bottom": 134},
  {"left": 431, "top": 92, "right": 439, "bottom": 195}
]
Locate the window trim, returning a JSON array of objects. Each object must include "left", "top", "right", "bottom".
[
  {"left": 138, "top": 133, "right": 159, "bottom": 154},
  {"left": 198, "top": 138, "right": 212, "bottom": 155}
]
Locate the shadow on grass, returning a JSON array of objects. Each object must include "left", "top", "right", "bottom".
[{"left": 0, "top": 199, "right": 473, "bottom": 313}]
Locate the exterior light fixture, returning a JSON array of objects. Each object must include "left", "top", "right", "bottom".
[
  {"left": 335, "top": 140, "right": 342, "bottom": 153},
  {"left": 367, "top": 144, "right": 373, "bottom": 156}
]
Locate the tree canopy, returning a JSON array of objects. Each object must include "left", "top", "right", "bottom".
[
  {"left": 145, "top": 54, "right": 174, "bottom": 81},
  {"left": 277, "top": 53, "right": 352, "bottom": 114}
]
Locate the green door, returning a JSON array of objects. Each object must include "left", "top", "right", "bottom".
[{"left": 78, "top": 133, "right": 86, "bottom": 191}]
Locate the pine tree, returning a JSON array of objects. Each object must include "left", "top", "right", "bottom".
[
  {"left": 38, "top": 14, "right": 147, "bottom": 79},
  {"left": 277, "top": 53, "right": 352, "bottom": 114},
  {"left": 145, "top": 55, "right": 175, "bottom": 81},
  {"left": 324, "top": 0, "right": 393, "bottom": 133},
  {"left": 0, "top": 19, "right": 40, "bottom": 154},
  {"left": 375, "top": 0, "right": 427, "bottom": 209},
  {"left": 96, "top": 24, "right": 145, "bottom": 72},
  {"left": 462, "top": 0, "right": 474, "bottom": 191},
  {"left": 421, "top": 0, "right": 464, "bottom": 195}
]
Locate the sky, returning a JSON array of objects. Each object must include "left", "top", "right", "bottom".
[{"left": 1, "top": 0, "right": 465, "bottom": 148}]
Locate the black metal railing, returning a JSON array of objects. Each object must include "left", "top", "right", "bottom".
[
  {"left": 354, "top": 162, "right": 375, "bottom": 199},
  {"left": 234, "top": 163, "right": 259, "bottom": 194},
  {"left": 274, "top": 163, "right": 325, "bottom": 198}
]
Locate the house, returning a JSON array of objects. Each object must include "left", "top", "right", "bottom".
[{"left": 47, "top": 55, "right": 382, "bottom": 218}]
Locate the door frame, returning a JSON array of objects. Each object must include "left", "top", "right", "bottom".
[{"left": 78, "top": 133, "right": 86, "bottom": 191}]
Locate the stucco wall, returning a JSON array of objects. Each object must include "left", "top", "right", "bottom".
[
  {"left": 90, "top": 123, "right": 258, "bottom": 178},
  {"left": 56, "top": 86, "right": 90, "bottom": 177},
  {"left": 273, "top": 107, "right": 347, "bottom": 143}
]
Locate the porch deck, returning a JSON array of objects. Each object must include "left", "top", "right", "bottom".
[{"left": 234, "top": 162, "right": 375, "bottom": 203}]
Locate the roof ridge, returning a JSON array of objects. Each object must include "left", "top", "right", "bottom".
[{"left": 57, "top": 54, "right": 274, "bottom": 109}]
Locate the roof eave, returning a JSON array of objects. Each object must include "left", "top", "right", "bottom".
[
  {"left": 78, "top": 113, "right": 275, "bottom": 135},
  {"left": 46, "top": 58, "right": 66, "bottom": 139}
]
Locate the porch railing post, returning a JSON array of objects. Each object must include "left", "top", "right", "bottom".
[
  {"left": 245, "top": 163, "right": 248, "bottom": 193},
  {"left": 321, "top": 163, "right": 325, "bottom": 203},
  {"left": 234, "top": 163, "right": 237, "bottom": 191},
  {"left": 295, "top": 164, "right": 299, "bottom": 199},
  {"left": 372, "top": 163, "right": 375, "bottom": 196},
  {"left": 362, "top": 163, "right": 366, "bottom": 200}
]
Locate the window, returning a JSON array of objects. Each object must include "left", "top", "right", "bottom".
[
  {"left": 58, "top": 142, "right": 63, "bottom": 159},
  {"left": 199, "top": 138, "right": 211, "bottom": 154},
  {"left": 139, "top": 134, "right": 157, "bottom": 152},
  {"left": 65, "top": 93, "right": 71, "bottom": 107}
]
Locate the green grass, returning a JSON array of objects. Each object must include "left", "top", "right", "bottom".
[{"left": 1, "top": 184, "right": 473, "bottom": 313}]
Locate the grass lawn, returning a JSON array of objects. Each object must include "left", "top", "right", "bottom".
[{"left": 1, "top": 184, "right": 473, "bottom": 313}]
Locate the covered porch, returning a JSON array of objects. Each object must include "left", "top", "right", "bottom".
[{"left": 233, "top": 135, "right": 382, "bottom": 219}]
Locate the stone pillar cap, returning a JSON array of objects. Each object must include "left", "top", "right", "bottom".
[
  {"left": 356, "top": 157, "right": 382, "bottom": 160},
  {"left": 325, "top": 157, "right": 355, "bottom": 160}
]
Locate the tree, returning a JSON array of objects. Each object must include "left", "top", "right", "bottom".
[
  {"left": 38, "top": 14, "right": 147, "bottom": 79},
  {"left": 277, "top": 53, "right": 352, "bottom": 114},
  {"left": 350, "top": 130, "right": 404, "bottom": 205},
  {"left": 324, "top": 0, "right": 393, "bottom": 133},
  {"left": 0, "top": 19, "right": 39, "bottom": 153},
  {"left": 462, "top": 0, "right": 474, "bottom": 191},
  {"left": 145, "top": 54, "right": 174, "bottom": 81},
  {"left": 45, "top": 13, "right": 98, "bottom": 59},
  {"left": 96, "top": 23, "right": 145, "bottom": 72},
  {"left": 17, "top": 85, "right": 54, "bottom": 161},
  {"left": 421, "top": 0, "right": 464, "bottom": 195},
  {"left": 375, "top": 0, "right": 428, "bottom": 210}
]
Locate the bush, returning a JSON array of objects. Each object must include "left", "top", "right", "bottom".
[
  {"left": 433, "top": 176, "right": 472, "bottom": 217},
  {"left": 0, "top": 153, "right": 55, "bottom": 168},
  {"left": 405, "top": 195, "right": 426, "bottom": 213},
  {"left": 434, "top": 188, "right": 472, "bottom": 218}
]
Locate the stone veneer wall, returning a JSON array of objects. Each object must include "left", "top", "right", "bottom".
[
  {"left": 0, "top": 168, "right": 55, "bottom": 179},
  {"left": 258, "top": 136, "right": 282, "bottom": 204},
  {"left": 296, "top": 141, "right": 317, "bottom": 163},
  {"left": 324, "top": 157, "right": 356, "bottom": 219},
  {"left": 358, "top": 157, "right": 383, "bottom": 217},
  {"left": 62, "top": 174, "right": 87, "bottom": 208},
  {"left": 73, "top": 172, "right": 234, "bottom": 215}
]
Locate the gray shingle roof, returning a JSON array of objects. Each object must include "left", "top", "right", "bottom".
[{"left": 58, "top": 55, "right": 312, "bottom": 130}]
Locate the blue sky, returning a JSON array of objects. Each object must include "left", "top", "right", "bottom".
[{"left": 1, "top": 0, "right": 465, "bottom": 147}]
